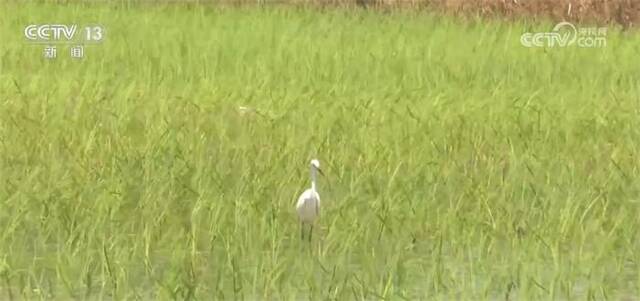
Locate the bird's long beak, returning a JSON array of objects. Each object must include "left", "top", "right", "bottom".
[{"left": 317, "top": 168, "right": 325, "bottom": 177}]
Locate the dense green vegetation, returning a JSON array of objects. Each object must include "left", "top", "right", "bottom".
[{"left": 1, "top": 3, "right": 639, "bottom": 300}]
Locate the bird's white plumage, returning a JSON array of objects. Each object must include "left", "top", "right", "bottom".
[
  {"left": 296, "top": 159, "right": 323, "bottom": 241},
  {"left": 296, "top": 188, "right": 320, "bottom": 223},
  {"left": 310, "top": 159, "right": 320, "bottom": 169}
]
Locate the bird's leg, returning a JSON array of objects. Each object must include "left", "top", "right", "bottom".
[
  {"left": 300, "top": 223, "right": 305, "bottom": 240},
  {"left": 308, "top": 225, "right": 313, "bottom": 242}
]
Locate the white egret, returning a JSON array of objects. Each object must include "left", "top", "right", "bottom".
[{"left": 296, "top": 159, "right": 324, "bottom": 241}]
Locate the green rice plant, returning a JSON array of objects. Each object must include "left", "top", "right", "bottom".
[{"left": 0, "top": 3, "right": 639, "bottom": 300}]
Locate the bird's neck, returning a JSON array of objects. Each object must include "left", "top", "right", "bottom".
[{"left": 310, "top": 167, "right": 317, "bottom": 193}]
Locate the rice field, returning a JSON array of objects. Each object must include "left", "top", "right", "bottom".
[{"left": 1, "top": 3, "right": 639, "bottom": 300}]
